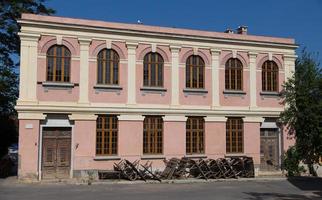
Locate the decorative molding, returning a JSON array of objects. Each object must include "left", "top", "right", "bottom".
[
  {"left": 18, "top": 112, "right": 46, "bottom": 120},
  {"left": 106, "top": 39, "right": 111, "bottom": 49},
  {"left": 56, "top": 35, "right": 63, "bottom": 45},
  {"left": 68, "top": 113, "right": 97, "bottom": 121},
  {"left": 151, "top": 43, "right": 157, "bottom": 52},
  {"left": 268, "top": 52, "right": 273, "bottom": 61},
  {"left": 243, "top": 116, "right": 264, "bottom": 123},
  {"left": 162, "top": 115, "right": 187, "bottom": 122},
  {"left": 204, "top": 116, "right": 227, "bottom": 122},
  {"left": 117, "top": 115, "right": 144, "bottom": 121},
  {"left": 232, "top": 50, "right": 237, "bottom": 58}
]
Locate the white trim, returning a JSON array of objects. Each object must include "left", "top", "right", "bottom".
[
  {"left": 117, "top": 114, "right": 144, "bottom": 121},
  {"left": 243, "top": 116, "right": 264, "bottom": 123},
  {"left": 78, "top": 38, "right": 91, "bottom": 104},
  {"left": 204, "top": 116, "right": 227, "bottom": 122},
  {"left": 162, "top": 115, "right": 187, "bottom": 122},
  {"left": 249, "top": 52, "right": 258, "bottom": 108},
  {"left": 126, "top": 42, "right": 138, "bottom": 105},
  {"left": 211, "top": 49, "right": 221, "bottom": 108},
  {"left": 170, "top": 46, "right": 181, "bottom": 106}
]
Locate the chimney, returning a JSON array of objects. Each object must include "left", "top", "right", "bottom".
[
  {"left": 224, "top": 28, "right": 234, "bottom": 34},
  {"left": 237, "top": 26, "right": 248, "bottom": 35}
]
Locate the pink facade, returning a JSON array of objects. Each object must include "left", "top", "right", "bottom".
[{"left": 17, "top": 14, "right": 297, "bottom": 180}]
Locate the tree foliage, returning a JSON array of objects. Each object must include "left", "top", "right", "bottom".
[
  {"left": 0, "top": 0, "right": 55, "bottom": 156},
  {"left": 280, "top": 49, "right": 322, "bottom": 176}
]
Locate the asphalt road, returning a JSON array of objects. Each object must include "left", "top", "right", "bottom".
[{"left": 0, "top": 178, "right": 321, "bottom": 200}]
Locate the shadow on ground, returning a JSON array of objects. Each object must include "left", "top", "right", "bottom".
[
  {"left": 288, "top": 177, "right": 322, "bottom": 198},
  {"left": 245, "top": 177, "right": 322, "bottom": 200},
  {"left": 244, "top": 192, "right": 318, "bottom": 200}
]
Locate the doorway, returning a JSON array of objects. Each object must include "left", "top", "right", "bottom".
[
  {"left": 260, "top": 128, "right": 280, "bottom": 171},
  {"left": 41, "top": 127, "right": 71, "bottom": 179}
]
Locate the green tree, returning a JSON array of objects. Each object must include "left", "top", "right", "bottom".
[
  {"left": 280, "top": 49, "right": 322, "bottom": 176},
  {"left": 0, "top": 0, "right": 55, "bottom": 156}
]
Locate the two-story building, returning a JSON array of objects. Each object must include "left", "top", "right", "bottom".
[{"left": 17, "top": 14, "right": 297, "bottom": 180}]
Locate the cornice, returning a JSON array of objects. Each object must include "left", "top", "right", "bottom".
[{"left": 18, "top": 19, "right": 298, "bottom": 50}]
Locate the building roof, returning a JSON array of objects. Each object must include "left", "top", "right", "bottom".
[{"left": 20, "top": 13, "right": 295, "bottom": 46}]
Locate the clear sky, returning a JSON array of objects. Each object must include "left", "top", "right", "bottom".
[{"left": 45, "top": 0, "right": 322, "bottom": 64}]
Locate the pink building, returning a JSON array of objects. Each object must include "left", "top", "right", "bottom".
[{"left": 17, "top": 14, "right": 297, "bottom": 180}]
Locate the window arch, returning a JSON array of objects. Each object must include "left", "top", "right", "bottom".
[
  {"left": 97, "top": 49, "right": 120, "bottom": 85},
  {"left": 186, "top": 55, "right": 205, "bottom": 89},
  {"left": 47, "top": 45, "right": 71, "bottom": 82},
  {"left": 143, "top": 52, "right": 164, "bottom": 87},
  {"left": 262, "top": 61, "right": 278, "bottom": 92},
  {"left": 225, "top": 58, "right": 243, "bottom": 90}
]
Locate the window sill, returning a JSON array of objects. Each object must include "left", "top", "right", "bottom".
[
  {"left": 184, "top": 154, "right": 207, "bottom": 159},
  {"left": 260, "top": 91, "right": 280, "bottom": 97},
  {"left": 94, "top": 156, "right": 121, "bottom": 161},
  {"left": 94, "top": 85, "right": 122, "bottom": 95},
  {"left": 225, "top": 153, "right": 246, "bottom": 157},
  {"left": 140, "top": 87, "right": 167, "bottom": 96},
  {"left": 223, "top": 90, "right": 246, "bottom": 95},
  {"left": 141, "top": 155, "right": 166, "bottom": 160},
  {"left": 183, "top": 88, "right": 208, "bottom": 97},
  {"left": 41, "top": 82, "right": 75, "bottom": 88},
  {"left": 94, "top": 84, "right": 123, "bottom": 90}
]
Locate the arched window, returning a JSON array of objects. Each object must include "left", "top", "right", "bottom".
[
  {"left": 262, "top": 61, "right": 278, "bottom": 92},
  {"left": 97, "top": 49, "right": 119, "bottom": 85},
  {"left": 186, "top": 55, "right": 205, "bottom": 89},
  {"left": 47, "top": 45, "right": 71, "bottom": 82},
  {"left": 143, "top": 52, "right": 164, "bottom": 87},
  {"left": 225, "top": 58, "right": 243, "bottom": 90}
]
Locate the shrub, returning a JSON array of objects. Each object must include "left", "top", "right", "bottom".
[{"left": 283, "top": 146, "right": 306, "bottom": 176}]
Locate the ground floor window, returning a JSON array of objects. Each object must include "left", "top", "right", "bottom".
[
  {"left": 96, "top": 115, "right": 118, "bottom": 155},
  {"left": 226, "top": 117, "right": 243, "bottom": 153},
  {"left": 143, "top": 116, "right": 163, "bottom": 154},
  {"left": 186, "top": 117, "right": 205, "bottom": 154}
]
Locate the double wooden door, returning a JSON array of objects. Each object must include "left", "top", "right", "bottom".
[
  {"left": 42, "top": 127, "right": 71, "bottom": 179},
  {"left": 260, "top": 129, "right": 279, "bottom": 171}
]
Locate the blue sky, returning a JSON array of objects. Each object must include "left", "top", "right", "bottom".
[{"left": 45, "top": 0, "right": 322, "bottom": 64}]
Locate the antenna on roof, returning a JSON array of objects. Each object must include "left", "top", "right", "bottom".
[{"left": 137, "top": 20, "right": 143, "bottom": 24}]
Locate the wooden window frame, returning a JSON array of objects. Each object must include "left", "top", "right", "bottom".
[
  {"left": 186, "top": 55, "right": 205, "bottom": 89},
  {"left": 186, "top": 117, "right": 205, "bottom": 154},
  {"left": 225, "top": 58, "right": 243, "bottom": 90},
  {"left": 46, "top": 45, "right": 71, "bottom": 82},
  {"left": 262, "top": 61, "right": 279, "bottom": 92},
  {"left": 143, "top": 52, "right": 164, "bottom": 87},
  {"left": 97, "top": 49, "right": 120, "bottom": 85},
  {"left": 226, "top": 118, "right": 244, "bottom": 153},
  {"left": 143, "top": 116, "right": 163, "bottom": 154},
  {"left": 96, "top": 115, "right": 118, "bottom": 156}
]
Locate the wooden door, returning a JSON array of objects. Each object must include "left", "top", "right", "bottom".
[
  {"left": 260, "top": 129, "right": 279, "bottom": 171},
  {"left": 42, "top": 127, "right": 71, "bottom": 179}
]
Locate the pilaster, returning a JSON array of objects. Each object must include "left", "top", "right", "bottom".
[
  {"left": 78, "top": 38, "right": 91, "bottom": 104},
  {"left": 249, "top": 52, "right": 258, "bottom": 109},
  {"left": 18, "top": 32, "right": 40, "bottom": 103},
  {"left": 211, "top": 49, "right": 221, "bottom": 108},
  {"left": 126, "top": 42, "right": 138, "bottom": 105},
  {"left": 170, "top": 46, "right": 181, "bottom": 107}
]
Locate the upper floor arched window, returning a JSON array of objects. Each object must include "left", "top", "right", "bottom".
[
  {"left": 143, "top": 52, "right": 164, "bottom": 87},
  {"left": 262, "top": 61, "right": 278, "bottom": 92},
  {"left": 97, "top": 49, "right": 119, "bottom": 85},
  {"left": 225, "top": 58, "right": 243, "bottom": 90},
  {"left": 47, "top": 45, "right": 71, "bottom": 82},
  {"left": 186, "top": 55, "right": 205, "bottom": 89}
]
